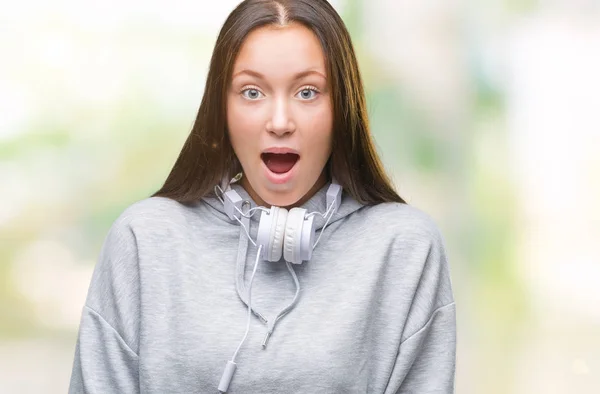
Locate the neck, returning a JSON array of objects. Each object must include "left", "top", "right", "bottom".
[{"left": 241, "top": 171, "right": 328, "bottom": 210}]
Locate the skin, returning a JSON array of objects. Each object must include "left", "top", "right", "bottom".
[{"left": 227, "top": 22, "right": 333, "bottom": 209}]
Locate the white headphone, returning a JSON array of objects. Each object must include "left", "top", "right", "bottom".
[
  {"left": 215, "top": 176, "right": 342, "bottom": 393},
  {"left": 220, "top": 179, "right": 342, "bottom": 264}
]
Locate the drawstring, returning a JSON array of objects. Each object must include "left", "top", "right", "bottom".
[
  {"left": 235, "top": 212, "right": 268, "bottom": 324},
  {"left": 231, "top": 243, "right": 263, "bottom": 362},
  {"left": 219, "top": 242, "right": 263, "bottom": 393},
  {"left": 262, "top": 262, "right": 300, "bottom": 348}
]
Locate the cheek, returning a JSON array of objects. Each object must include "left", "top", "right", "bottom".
[
  {"left": 227, "top": 100, "right": 260, "bottom": 146},
  {"left": 303, "top": 104, "right": 334, "bottom": 151}
]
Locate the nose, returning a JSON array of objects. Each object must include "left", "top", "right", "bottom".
[{"left": 266, "top": 97, "right": 295, "bottom": 136}]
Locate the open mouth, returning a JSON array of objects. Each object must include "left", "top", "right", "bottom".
[{"left": 261, "top": 152, "right": 300, "bottom": 174}]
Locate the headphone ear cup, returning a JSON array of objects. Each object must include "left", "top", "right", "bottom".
[
  {"left": 269, "top": 207, "right": 287, "bottom": 262},
  {"left": 257, "top": 207, "right": 286, "bottom": 262},
  {"left": 284, "top": 208, "right": 307, "bottom": 264}
]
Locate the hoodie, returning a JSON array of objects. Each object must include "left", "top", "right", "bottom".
[{"left": 69, "top": 182, "right": 456, "bottom": 393}]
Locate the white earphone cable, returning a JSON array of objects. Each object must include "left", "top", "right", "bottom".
[
  {"left": 219, "top": 244, "right": 263, "bottom": 393},
  {"left": 312, "top": 199, "right": 336, "bottom": 249},
  {"left": 306, "top": 198, "right": 335, "bottom": 219},
  {"left": 234, "top": 215, "right": 257, "bottom": 247},
  {"left": 215, "top": 184, "right": 269, "bottom": 219},
  {"left": 231, "top": 244, "right": 263, "bottom": 362}
]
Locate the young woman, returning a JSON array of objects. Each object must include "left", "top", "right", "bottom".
[{"left": 69, "top": 0, "right": 456, "bottom": 393}]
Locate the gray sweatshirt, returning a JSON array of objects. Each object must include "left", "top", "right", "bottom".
[{"left": 69, "top": 182, "right": 456, "bottom": 393}]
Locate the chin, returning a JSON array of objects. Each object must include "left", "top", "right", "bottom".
[
  {"left": 242, "top": 164, "right": 323, "bottom": 208},
  {"left": 260, "top": 187, "right": 304, "bottom": 208}
]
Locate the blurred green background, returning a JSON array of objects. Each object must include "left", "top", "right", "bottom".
[{"left": 1, "top": 0, "right": 599, "bottom": 392}]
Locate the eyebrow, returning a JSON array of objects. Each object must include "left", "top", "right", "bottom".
[{"left": 231, "top": 69, "right": 327, "bottom": 80}]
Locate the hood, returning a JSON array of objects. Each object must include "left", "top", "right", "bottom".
[{"left": 202, "top": 180, "right": 364, "bottom": 229}]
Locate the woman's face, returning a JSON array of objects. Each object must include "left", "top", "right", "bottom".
[{"left": 227, "top": 23, "right": 333, "bottom": 208}]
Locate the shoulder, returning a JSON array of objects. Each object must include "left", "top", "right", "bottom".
[
  {"left": 356, "top": 202, "right": 445, "bottom": 248},
  {"left": 106, "top": 196, "right": 202, "bottom": 242},
  {"left": 365, "top": 203, "right": 454, "bottom": 327},
  {"left": 354, "top": 202, "right": 451, "bottom": 293},
  {"left": 118, "top": 196, "right": 191, "bottom": 224}
]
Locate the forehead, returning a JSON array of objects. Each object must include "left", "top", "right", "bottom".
[{"left": 232, "top": 23, "right": 327, "bottom": 79}]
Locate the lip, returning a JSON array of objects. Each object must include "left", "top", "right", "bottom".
[
  {"left": 261, "top": 156, "right": 300, "bottom": 185},
  {"left": 262, "top": 147, "right": 300, "bottom": 155}
]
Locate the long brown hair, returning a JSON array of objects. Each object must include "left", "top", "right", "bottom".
[{"left": 153, "top": 0, "right": 405, "bottom": 205}]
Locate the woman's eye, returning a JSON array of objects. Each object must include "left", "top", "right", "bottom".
[
  {"left": 296, "top": 88, "right": 318, "bottom": 100},
  {"left": 241, "top": 88, "right": 263, "bottom": 100}
]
